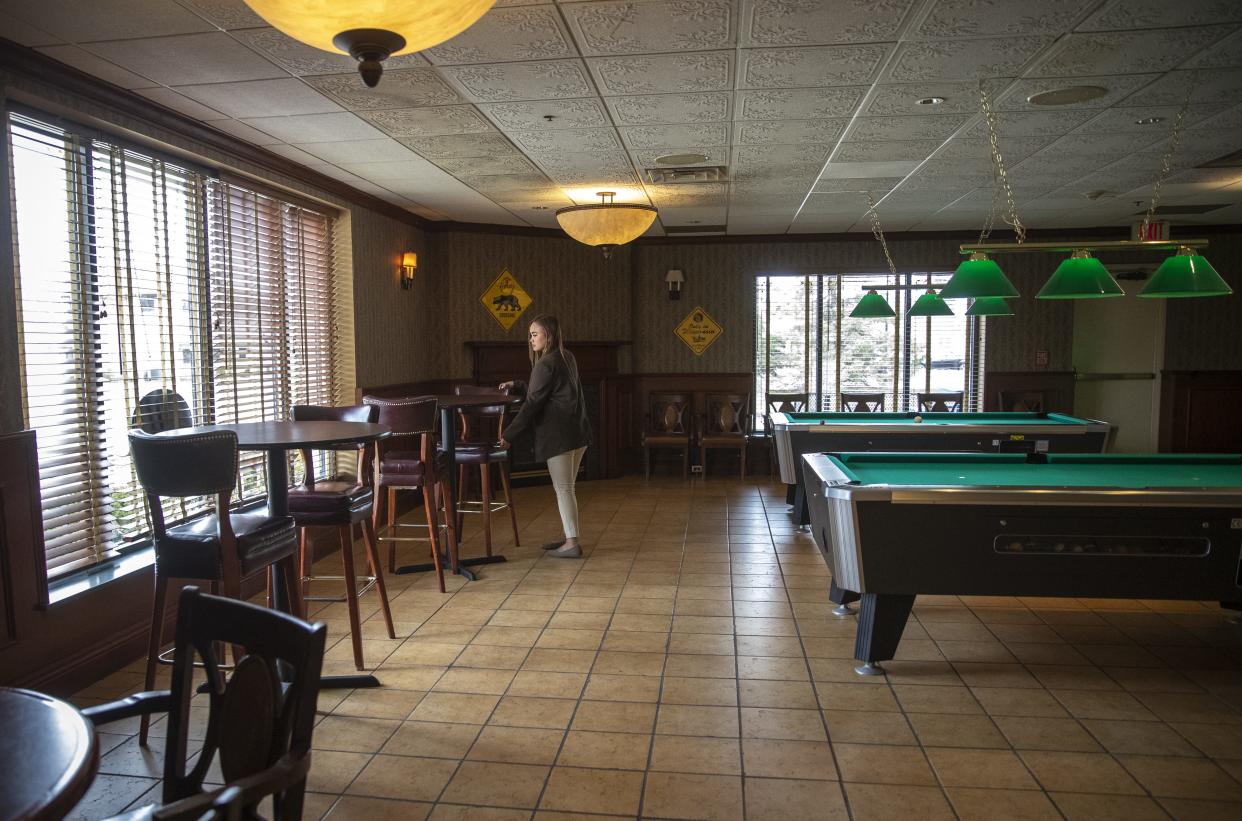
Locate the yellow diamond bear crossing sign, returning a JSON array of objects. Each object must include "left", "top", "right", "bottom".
[
  {"left": 675, "top": 306, "right": 723, "bottom": 356},
  {"left": 481, "top": 269, "right": 532, "bottom": 331}
]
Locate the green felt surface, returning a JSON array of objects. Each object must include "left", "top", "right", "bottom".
[
  {"left": 830, "top": 453, "right": 1242, "bottom": 489},
  {"left": 783, "top": 412, "right": 1089, "bottom": 426}
]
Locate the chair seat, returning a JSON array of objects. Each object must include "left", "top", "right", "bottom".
[
  {"left": 643, "top": 434, "right": 690, "bottom": 446},
  {"left": 156, "top": 513, "right": 297, "bottom": 579},
  {"left": 701, "top": 434, "right": 747, "bottom": 447},
  {"left": 454, "top": 443, "right": 509, "bottom": 465},
  {"left": 378, "top": 450, "right": 451, "bottom": 487},
  {"left": 289, "top": 480, "right": 374, "bottom": 525}
]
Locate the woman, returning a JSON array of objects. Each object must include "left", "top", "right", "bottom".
[{"left": 499, "top": 315, "right": 592, "bottom": 558}]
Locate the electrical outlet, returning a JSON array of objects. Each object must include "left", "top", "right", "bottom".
[{"left": 690, "top": 465, "right": 704, "bottom": 474}]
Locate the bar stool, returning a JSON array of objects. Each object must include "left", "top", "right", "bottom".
[
  {"left": 128, "top": 428, "right": 302, "bottom": 746},
  {"left": 363, "top": 395, "right": 458, "bottom": 593},
  {"left": 287, "top": 404, "right": 395, "bottom": 671},
  {"left": 453, "top": 385, "right": 520, "bottom": 557}
]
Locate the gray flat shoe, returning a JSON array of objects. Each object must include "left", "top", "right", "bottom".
[
  {"left": 542, "top": 541, "right": 565, "bottom": 550},
  {"left": 547, "top": 543, "right": 581, "bottom": 559}
]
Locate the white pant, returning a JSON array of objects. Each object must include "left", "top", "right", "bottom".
[{"left": 547, "top": 446, "right": 587, "bottom": 539}]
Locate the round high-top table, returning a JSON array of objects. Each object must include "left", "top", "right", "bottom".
[
  {"left": 0, "top": 687, "right": 98, "bottom": 820},
  {"left": 393, "top": 393, "right": 521, "bottom": 580},
  {"left": 158, "top": 420, "right": 391, "bottom": 689}
]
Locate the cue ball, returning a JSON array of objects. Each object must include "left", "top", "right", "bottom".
[{"left": 913, "top": 415, "right": 923, "bottom": 423}]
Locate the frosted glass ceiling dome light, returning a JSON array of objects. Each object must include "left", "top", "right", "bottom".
[
  {"left": 556, "top": 191, "right": 658, "bottom": 259},
  {"left": 242, "top": 1, "right": 496, "bottom": 87}
]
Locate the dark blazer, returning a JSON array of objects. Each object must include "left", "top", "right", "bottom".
[{"left": 504, "top": 349, "right": 592, "bottom": 462}]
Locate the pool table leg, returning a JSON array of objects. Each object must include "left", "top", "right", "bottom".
[
  {"left": 829, "top": 578, "right": 861, "bottom": 617},
  {"left": 854, "top": 592, "right": 915, "bottom": 677},
  {"left": 793, "top": 484, "right": 811, "bottom": 530},
  {"left": 785, "top": 483, "right": 797, "bottom": 506}
]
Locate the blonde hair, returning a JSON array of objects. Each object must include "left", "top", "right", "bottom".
[{"left": 528, "top": 314, "right": 564, "bottom": 364}]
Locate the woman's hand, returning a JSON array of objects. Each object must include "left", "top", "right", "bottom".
[
  {"left": 498, "top": 437, "right": 509, "bottom": 449},
  {"left": 499, "top": 381, "right": 514, "bottom": 391}
]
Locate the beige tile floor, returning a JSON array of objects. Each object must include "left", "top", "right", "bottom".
[{"left": 68, "top": 476, "right": 1242, "bottom": 820}]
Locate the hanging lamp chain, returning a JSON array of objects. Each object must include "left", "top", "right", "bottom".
[
  {"left": 979, "top": 82, "right": 1025, "bottom": 245},
  {"left": 866, "top": 192, "right": 898, "bottom": 276},
  {"left": 1140, "top": 70, "right": 1198, "bottom": 239}
]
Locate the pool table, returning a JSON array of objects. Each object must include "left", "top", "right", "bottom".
[
  {"left": 771, "top": 411, "right": 1113, "bottom": 525},
  {"left": 802, "top": 452, "right": 1242, "bottom": 675}
]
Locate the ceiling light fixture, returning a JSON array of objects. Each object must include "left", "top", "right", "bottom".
[
  {"left": 966, "top": 297, "right": 1014, "bottom": 317},
  {"left": 908, "top": 289, "right": 954, "bottom": 316},
  {"left": 555, "top": 191, "right": 658, "bottom": 259},
  {"left": 1027, "top": 85, "right": 1108, "bottom": 106},
  {"left": 916, "top": 97, "right": 946, "bottom": 106},
  {"left": 1139, "top": 246, "right": 1232, "bottom": 298},
  {"left": 241, "top": 1, "right": 496, "bottom": 87},
  {"left": 941, "top": 252, "right": 1021, "bottom": 299},
  {"left": 1135, "top": 116, "right": 1165, "bottom": 125},
  {"left": 850, "top": 290, "right": 896, "bottom": 318},
  {"left": 1036, "top": 250, "right": 1123, "bottom": 299}
]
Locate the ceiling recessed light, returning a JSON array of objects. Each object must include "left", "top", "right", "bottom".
[
  {"left": 1027, "top": 85, "right": 1108, "bottom": 106},
  {"left": 916, "top": 97, "right": 945, "bottom": 106},
  {"left": 655, "top": 152, "right": 709, "bottom": 166},
  {"left": 1135, "top": 116, "right": 1164, "bottom": 125}
]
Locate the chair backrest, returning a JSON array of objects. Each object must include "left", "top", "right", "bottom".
[
  {"left": 917, "top": 392, "right": 963, "bottom": 413},
  {"left": 766, "top": 392, "right": 808, "bottom": 415},
  {"left": 841, "top": 392, "right": 885, "bottom": 412},
  {"left": 132, "top": 389, "right": 193, "bottom": 433},
  {"left": 453, "top": 384, "right": 511, "bottom": 442},
  {"left": 129, "top": 429, "right": 238, "bottom": 498},
  {"left": 160, "top": 586, "right": 326, "bottom": 819},
  {"left": 363, "top": 395, "right": 438, "bottom": 437},
  {"left": 291, "top": 404, "right": 377, "bottom": 484},
  {"left": 998, "top": 390, "right": 1046, "bottom": 413},
  {"left": 648, "top": 393, "right": 691, "bottom": 435},
  {"left": 705, "top": 393, "right": 749, "bottom": 436}
]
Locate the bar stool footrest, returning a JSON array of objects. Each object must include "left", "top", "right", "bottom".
[{"left": 302, "top": 574, "right": 379, "bottom": 602}]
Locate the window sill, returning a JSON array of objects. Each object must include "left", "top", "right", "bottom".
[{"left": 48, "top": 545, "right": 156, "bottom": 605}]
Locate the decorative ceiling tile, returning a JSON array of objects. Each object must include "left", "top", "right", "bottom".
[
  {"left": 35, "top": 44, "right": 158, "bottom": 89},
  {"left": 336, "top": 159, "right": 447, "bottom": 182},
  {"left": 304, "top": 70, "right": 462, "bottom": 111},
  {"left": 1044, "top": 132, "right": 1163, "bottom": 158},
  {"left": 995, "top": 74, "right": 1161, "bottom": 111},
  {"left": 865, "top": 81, "right": 1007, "bottom": 115},
  {"left": 918, "top": 0, "right": 1087, "bottom": 38},
  {"left": 479, "top": 99, "right": 610, "bottom": 130},
  {"left": 736, "top": 88, "right": 867, "bottom": 120},
  {"left": 935, "top": 136, "right": 1054, "bottom": 161},
  {"left": 291, "top": 138, "right": 422, "bottom": 164},
  {"left": 1078, "top": 0, "right": 1242, "bottom": 31},
  {"left": 441, "top": 60, "right": 593, "bottom": 102},
  {"left": 424, "top": 5, "right": 574, "bottom": 64},
  {"left": 538, "top": 150, "right": 635, "bottom": 173},
  {"left": 632, "top": 147, "right": 731, "bottom": 167},
  {"left": 179, "top": 0, "right": 265, "bottom": 30},
  {"left": 1124, "top": 69, "right": 1242, "bottom": 106},
  {"left": 849, "top": 115, "right": 968, "bottom": 141},
  {"left": 465, "top": 173, "right": 556, "bottom": 194},
  {"left": 174, "top": 78, "right": 341, "bottom": 119},
  {"left": 734, "top": 119, "right": 848, "bottom": 145},
  {"left": 359, "top": 106, "right": 494, "bottom": 138},
  {"left": 508, "top": 128, "right": 622, "bottom": 155},
  {"left": 1034, "top": 28, "right": 1227, "bottom": 77},
  {"left": 621, "top": 124, "right": 730, "bottom": 149},
  {"left": 10, "top": 0, "right": 214, "bottom": 42},
  {"left": 814, "top": 177, "right": 904, "bottom": 193},
  {"left": 241, "top": 113, "right": 387, "bottom": 143},
  {"left": 235, "top": 28, "right": 427, "bottom": 76},
  {"left": 1076, "top": 103, "right": 1229, "bottom": 132},
  {"left": 835, "top": 140, "right": 944, "bottom": 162},
  {"left": 1185, "top": 28, "right": 1242, "bottom": 68},
  {"left": 135, "top": 87, "right": 227, "bottom": 121},
  {"left": 561, "top": 0, "right": 735, "bottom": 56},
  {"left": 605, "top": 93, "right": 731, "bottom": 125},
  {"left": 742, "top": 45, "right": 890, "bottom": 88},
  {"left": 1189, "top": 105, "right": 1242, "bottom": 133},
  {"left": 646, "top": 183, "right": 729, "bottom": 207},
  {"left": 85, "top": 32, "right": 287, "bottom": 85},
  {"left": 889, "top": 36, "right": 1054, "bottom": 81},
  {"left": 746, "top": 0, "right": 916, "bottom": 46},
  {"left": 437, "top": 155, "right": 540, "bottom": 176},
  {"left": 588, "top": 51, "right": 734, "bottom": 95},
  {"left": 962, "top": 109, "right": 1095, "bottom": 137},
  {"left": 545, "top": 168, "right": 641, "bottom": 187},
  {"left": 908, "top": 156, "right": 994, "bottom": 178},
  {"left": 733, "top": 143, "right": 827, "bottom": 170},
  {"left": 397, "top": 133, "right": 519, "bottom": 158}
]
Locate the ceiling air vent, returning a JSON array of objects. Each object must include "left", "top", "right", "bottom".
[
  {"left": 644, "top": 166, "right": 728, "bottom": 184},
  {"left": 1130, "top": 204, "right": 1230, "bottom": 215}
]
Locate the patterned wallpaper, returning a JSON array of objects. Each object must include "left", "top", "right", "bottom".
[{"left": 1164, "top": 231, "right": 1242, "bottom": 371}]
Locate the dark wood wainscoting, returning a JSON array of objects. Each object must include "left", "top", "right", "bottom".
[
  {"left": 1159, "top": 371, "right": 1242, "bottom": 453},
  {"left": 983, "top": 371, "right": 1076, "bottom": 414}
]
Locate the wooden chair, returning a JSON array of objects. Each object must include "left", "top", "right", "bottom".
[
  {"left": 998, "top": 390, "right": 1046, "bottom": 412},
  {"left": 700, "top": 393, "right": 750, "bottom": 479},
  {"left": 363, "top": 395, "right": 457, "bottom": 593},
  {"left": 127, "top": 429, "right": 302, "bottom": 747},
  {"left": 288, "top": 403, "right": 395, "bottom": 671},
  {"left": 453, "top": 385, "right": 520, "bottom": 558},
  {"left": 917, "top": 391, "right": 964, "bottom": 412},
  {"left": 83, "top": 586, "right": 326, "bottom": 820},
  {"left": 841, "top": 392, "right": 885, "bottom": 412},
  {"left": 642, "top": 393, "right": 692, "bottom": 479},
  {"left": 765, "top": 392, "right": 809, "bottom": 480}
]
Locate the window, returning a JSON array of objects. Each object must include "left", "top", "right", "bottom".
[
  {"left": 9, "top": 109, "right": 343, "bottom": 579},
  {"left": 755, "top": 273, "right": 985, "bottom": 417}
]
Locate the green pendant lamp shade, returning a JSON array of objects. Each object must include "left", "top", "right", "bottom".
[
  {"left": 940, "top": 252, "right": 1020, "bottom": 299},
  {"left": 908, "top": 290, "right": 954, "bottom": 316},
  {"left": 966, "top": 297, "right": 1014, "bottom": 316},
  {"left": 1138, "top": 246, "right": 1232, "bottom": 298},
  {"left": 850, "top": 289, "right": 896, "bottom": 318},
  {"left": 1037, "top": 250, "right": 1123, "bottom": 299}
]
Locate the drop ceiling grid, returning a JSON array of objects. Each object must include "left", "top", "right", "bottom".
[{"left": 1, "top": 0, "right": 1240, "bottom": 234}]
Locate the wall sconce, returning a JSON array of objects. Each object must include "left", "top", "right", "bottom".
[
  {"left": 665, "top": 268, "right": 685, "bottom": 301},
  {"left": 400, "top": 251, "right": 417, "bottom": 289}
]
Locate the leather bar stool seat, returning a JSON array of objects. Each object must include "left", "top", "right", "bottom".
[
  {"left": 378, "top": 449, "right": 452, "bottom": 484},
  {"left": 288, "top": 480, "right": 373, "bottom": 520},
  {"left": 452, "top": 442, "right": 510, "bottom": 465},
  {"left": 155, "top": 512, "right": 297, "bottom": 580}
]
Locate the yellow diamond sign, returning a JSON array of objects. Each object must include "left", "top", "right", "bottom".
[
  {"left": 480, "top": 269, "right": 532, "bottom": 331},
  {"left": 675, "top": 306, "right": 723, "bottom": 356}
]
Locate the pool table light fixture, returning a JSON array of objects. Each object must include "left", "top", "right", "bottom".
[
  {"left": 850, "top": 290, "right": 896, "bottom": 318},
  {"left": 966, "top": 297, "right": 1014, "bottom": 317},
  {"left": 907, "top": 290, "right": 954, "bottom": 317},
  {"left": 1037, "top": 250, "right": 1124, "bottom": 299},
  {"left": 1139, "top": 246, "right": 1233, "bottom": 298},
  {"left": 939, "top": 252, "right": 1020, "bottom": 300}
]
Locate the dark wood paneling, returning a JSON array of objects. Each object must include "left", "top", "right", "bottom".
[
  {"left": 1159, "top": 371, "right": 1242, "bottom": 453},
  {"left": 983, "top": 371, "right": 1076, "bottom": 414}
]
